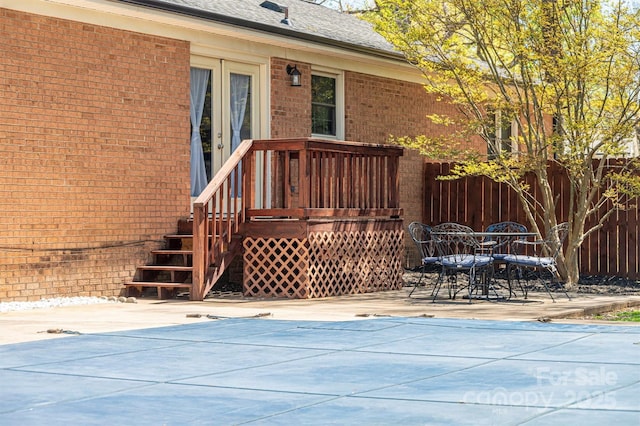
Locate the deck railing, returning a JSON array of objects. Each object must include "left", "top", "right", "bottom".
[
  {"left": 246, "top": 138, "right": 403, "bottom": 219},
  {"left": 191, "top": 138, "right": 403, "bottom": 300}
]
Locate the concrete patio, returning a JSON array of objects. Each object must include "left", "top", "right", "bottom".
[{"left": 2, "top": 287, "right": 640, "bottom": 346}]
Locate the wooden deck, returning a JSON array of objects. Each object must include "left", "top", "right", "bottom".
[
  {"left": 126, "top": 138, "right": 404, "bottom": 300},
  {"left": 191, "top": 138, "right": 404, "bottom": 300}
]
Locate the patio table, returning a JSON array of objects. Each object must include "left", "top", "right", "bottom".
[
  {"left": 431, "top": 231, "right": 538, "bottom": 238},
  {"left": 430, "top": 230, "right": 538, "bottom": 300}
]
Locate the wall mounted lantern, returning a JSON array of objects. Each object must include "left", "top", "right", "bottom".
[{"left": 286, "top": 64, "right": 302, "bottom": 87}]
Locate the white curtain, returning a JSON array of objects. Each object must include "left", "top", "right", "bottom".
[
  {"left": 190, "top": 68, "right": 210, "bottom": 196},
  {"left": 230, "top": 73, "right": 250, "bottom": 153},
  {"left": 230, "top": 73, "right": 250, "bottom": 196}
]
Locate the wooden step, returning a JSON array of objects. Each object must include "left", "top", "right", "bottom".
[
  {"left": 137, "top": 265, "right": 192, "bottom": 272},
  {"left": 124, "top": 281, "right": 192, "bottom": 299},
  {"left": 164, "top": 234, "right": 215, "bottom": 239},
  {"left": 164, "top": 234, "right": 193, "bottom": 240},
  {"left": 124, "top": 281, "right": 192, "bottom": 289},
  {"left": 125, "top": 219, "right": 240, "bottom": 301},
  {"left": 151, "top": 249, "right": 193, "bottom": 255},
  {"left": 135, "top": 264, "right": 193, "bottom": 289}
]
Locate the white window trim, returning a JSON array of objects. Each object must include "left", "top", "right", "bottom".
[
  {"left": 311, "top": 67, "right": 344, "bottom": 140},
  {"left": 489, "top": 111, "right": 518, "bottom": 157}
]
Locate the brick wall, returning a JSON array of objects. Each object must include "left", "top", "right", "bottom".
[
  {"left": 0, "top": 9, "right": 191, "bottom": 301},
  {"left": 270, "top": 59, "right": 311, "bottom": 138}
]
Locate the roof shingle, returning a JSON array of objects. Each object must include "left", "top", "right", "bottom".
[{"left": 120, "top": 0, "right": 398, "bottom": 57}]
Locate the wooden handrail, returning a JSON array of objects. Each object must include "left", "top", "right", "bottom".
[
  {"left": 250, "top": 138, "right": 403, "bottom": 155},
  {"left": 193, "top": 139, "right": 254, "bottom": 207},
  {"left": 191, "top": 139, "right": 254, "bottom": 300},
  {"left": 191, "top": 137, "right": 403, "bottom": 300}
]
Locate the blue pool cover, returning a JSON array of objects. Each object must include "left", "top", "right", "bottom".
[{"left": 1, "top": 317, "right": 639, "bottom": 425}]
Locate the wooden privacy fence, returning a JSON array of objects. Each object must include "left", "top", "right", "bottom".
[{"left": 423, "top": 161, "right": 640, "bottom": 280}]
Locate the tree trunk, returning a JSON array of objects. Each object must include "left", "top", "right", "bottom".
[
  {"left": 561, "top": 244, "right": 580, "bottom": 289},
  {"left": 530, "top": 168, "right": 583, "bottom": 288}
]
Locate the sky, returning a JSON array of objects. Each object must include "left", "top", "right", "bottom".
[
  {"left": 324, "top": 0, "right": 373, "bottom": 11},
  {"left": 342, "top": 0, "right": 371, "bottom": 7},
  {"left": 333, "top": 0, "right": 640, "bottom": 10}
]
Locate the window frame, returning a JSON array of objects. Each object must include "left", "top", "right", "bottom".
[
  {"left": 487, "top": 110, "right": 518, "bottom": 160},
  {"left": 311, "top": 68, "right": 344, "bottom": 140}
]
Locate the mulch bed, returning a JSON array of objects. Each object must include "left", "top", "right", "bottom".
[
  {"left": 206, "top": 268, "right": 640, "bottom": 298},
  {"left": 403, "top": 269, "right": 640, "bottom": 296}
]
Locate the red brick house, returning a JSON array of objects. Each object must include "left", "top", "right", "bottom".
[{"left": 0, "top": 0, "right": 484, "bottom": 302}]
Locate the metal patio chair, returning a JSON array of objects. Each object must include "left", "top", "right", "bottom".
[
  {"left": 483, "top": 221, "right": 529, "bottom": 297},
  {"left": 483, "top": 221, "right": 529, "bottom": 264},
  {"left": 431, "top": 222, "right": 495, "bottom": 302},
  {"left": 502, "top": 222, "right": 571, "bottom": 302},
  {"left": 407, "top": 222, "right": 440, "bottom": 297}
]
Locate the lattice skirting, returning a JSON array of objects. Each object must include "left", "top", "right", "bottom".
[{"left": 243, "top": 229, "right": 404, "bottom": 298}]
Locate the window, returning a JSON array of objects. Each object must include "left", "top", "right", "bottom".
[
  {"left": 312, "top": 74, "right": 336, "bottom": 136},
  {"left": 552, "top": 114, "right": 565, "bottom": 158},
  {"left": 488, "top": 111, "right": 517, "bottom": 160}
]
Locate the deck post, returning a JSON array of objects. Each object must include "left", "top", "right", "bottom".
[
  {"left": 299, "top": 148, "right": 308, "bottom": 214},
  {"left": 191, "top": 204, "right": 206, "bottom": 301}
]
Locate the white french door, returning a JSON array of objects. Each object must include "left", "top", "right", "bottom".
[
  {"left": 190, "top": 59, "right": 261, "bottom": 207},
  {"left": 217, "top": 61, "right": 260, "bottom": 172}
]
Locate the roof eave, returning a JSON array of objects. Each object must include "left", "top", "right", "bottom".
[{"left": 112, "top": 0, "right": 405, "bottom": 62}]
